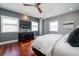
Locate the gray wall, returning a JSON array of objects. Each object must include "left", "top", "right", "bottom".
[
  {"left": 0, "top": 8, "right": 39, "bottom": 42},
  {"left": 44, "top": 11, "right": 79, "bottom": 35}
]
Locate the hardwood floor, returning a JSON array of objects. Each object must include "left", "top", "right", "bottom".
[{"left": 0, "top": 39, "right": 37, "bottom": 56}]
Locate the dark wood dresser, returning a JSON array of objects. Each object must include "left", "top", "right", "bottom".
[{"left": 18, "top": 32, "right": 34, "bottom": 42}]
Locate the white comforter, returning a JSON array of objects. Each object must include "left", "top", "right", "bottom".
[
  {"left": 32, "top": 34, "right": 63, "bottom": 55},
  {"left": 53, "top": 33, "right": 79, "bottom": 56}
]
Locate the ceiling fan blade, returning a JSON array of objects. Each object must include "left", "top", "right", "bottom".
[
  {"left": 23, "top": 4, "right": 34, "bottom": 6},
  {"left": 37, "top": 3, "right": 42, "bottom": 5},
  {"left": 37, "top": 7, "right": 42, "bottom": 13}
]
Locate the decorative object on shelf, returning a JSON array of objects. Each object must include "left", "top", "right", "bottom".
[
  {"left": 63, "top": 20, "right": 74, "bottom": 28},
  {"left": 20, "top": 20, "right": 31, "bottom": 29}
]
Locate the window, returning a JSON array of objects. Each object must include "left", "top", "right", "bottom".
[
  {"left": 1, "top": 15, "right": 19, "bottom": 33},
  {"left": 31, "top": 21, "right": 38, "bottom": 31},
  {"left": 49, "top": 20, "right": 58, "bottom": 31}
]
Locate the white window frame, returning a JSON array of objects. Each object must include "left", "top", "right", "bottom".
[
  {"left": 1, "top": 15, "right": 19, "bottom": 33},
  {"left": 49, "top": 20, "right": 58, "bottom": 31},
  {"left": 31, "top": 21, "right": 38, "bottom": 31}
]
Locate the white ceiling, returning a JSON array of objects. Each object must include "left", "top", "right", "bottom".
[{"left": 0, "top": 3, "right": 79, "bottom": 19}]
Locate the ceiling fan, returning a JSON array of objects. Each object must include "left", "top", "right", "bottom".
[{"left": 23, "top": 3, "right": 42, "bottom": 13}]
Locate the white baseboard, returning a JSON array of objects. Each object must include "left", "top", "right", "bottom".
[{"left": 0, "top": 39, "right": 18, "bottom": 45}]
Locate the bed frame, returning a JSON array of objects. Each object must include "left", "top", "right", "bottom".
[{"left": 32, "top": 47, "right": 45, "bottom": 56}]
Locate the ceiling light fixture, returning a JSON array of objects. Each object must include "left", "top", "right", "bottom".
[
  {"left": 69, "top": 8, "right": 73, "bottom": 11},
  {"left": 21, "top": 15, "right": 28, "bottom": 21},
  {"left": 23, "top": 15, "right": 28, "bottom": 20}
]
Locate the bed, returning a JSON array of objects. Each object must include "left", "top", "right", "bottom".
[
  {"left": 32, "top": 34, "right": 63, "bottom": 56},
  {"left": 32, "top": 33, "right": 79, "bottom": 56}
]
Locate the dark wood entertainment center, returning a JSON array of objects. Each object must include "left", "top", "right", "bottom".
[
  {"left": 19, "top": 20, "right": 34, "bottom": 42},
  {"left": 18, "top": 32, "right": 34, "bottom": 42}
]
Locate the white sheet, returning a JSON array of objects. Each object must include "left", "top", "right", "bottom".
[{"left": 32, "top": 34, "right": 63, "bottom": 55}]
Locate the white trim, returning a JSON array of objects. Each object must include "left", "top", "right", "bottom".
[{"left": 0, "top": 40, "right": 18, "bottom": 45}]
